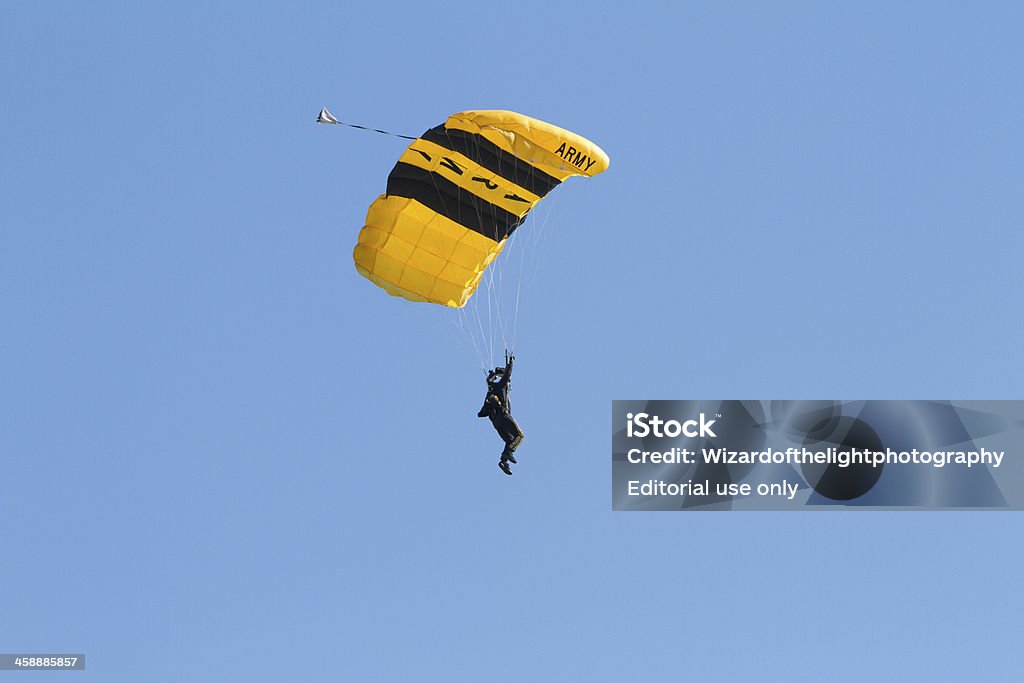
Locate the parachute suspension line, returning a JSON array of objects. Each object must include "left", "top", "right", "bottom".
[
  {"left": 452, "top": 129, "right": 501, "bottom": 369},
  {"left": 505, "top": 141, "right": 525, "bottom": 353},
  {"left": 509, "top": 136, "right": 551, "bottom": 354},
  {"left": 512, "top": 211, "right": 540, "bottom": 352},
  {"left": 494, "top": 258, "right": 510, "bottom": 354},
  {"left": 429, "top": 305, "right": 486, "bottom": 371},
  {"left": 495, "top": 234, "right": 511, "bottom": 352},
  {"left": 468, "top": 130, "right": 496, "bottom": 367},
  {"left": 458, "top": 308, "right": 488, "bottom": 372},
  {"left": 316, "top": 108, "right": 417, "bottom": 140},
  {"left": 451, "top": 297, "right": 486, "bottom": 372},
  {"left": 482, "top": 235, "right": 511, "bottom": 360},
  {"left": 413, "top": 126, "right": 493, "bottom": 369},
  {"left": 484, "top": 267, "right": 493, "bottom": 363},
  {"left": 512, "top": 226, "right": 527, "bottom": 351},
  {"left": 461, "top": 311, "right": 485, "bottom": 371},
  {"left": 471, "top": 292, "right": 491, "bottom": 369},
  {"left": 432, "top": 171, "right": 584, "bottom": 370},
  {"left": 507, "top": 193, "right": 541, "bottom": 352},
  {"left": 538, "top": 181, "right": 582, "bottom": 273},
  {"left": 509, "top": 179, "right": 583, "bottom": 352},
  {"left": 493, "top": 225, "right": 520, "bottom": 353},
  {"left": 391, "top": 128, "right": 486, "bottom": 368},
  {"left": 420, "top": 124, "right": 499, "bottom": 366},
  {"left": 487, "top": 264, "right": 494, "bottom": 363}
]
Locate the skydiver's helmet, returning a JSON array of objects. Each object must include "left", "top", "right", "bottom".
[{"left": 487, "top": 368, "right": 505, "bottom": 386}]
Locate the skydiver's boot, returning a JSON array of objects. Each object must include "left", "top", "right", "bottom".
[
  {"left": 502, "top": 446, "right": 517, "bottom": 465},
  {"left": 498, "top": 460, "right": 513, "bottom": 476}
]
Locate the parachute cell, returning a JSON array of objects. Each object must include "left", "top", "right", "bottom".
[{"left": 353, "top": 110, "right": 609, "bottom": 307}]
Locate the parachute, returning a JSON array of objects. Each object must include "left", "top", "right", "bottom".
[{"left": 351, "top": 111, "right": 609, "bottom": 307}]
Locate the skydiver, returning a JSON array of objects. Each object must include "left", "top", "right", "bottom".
[{"left": 478, "top": 352, "right": 524, "bottom": 476}]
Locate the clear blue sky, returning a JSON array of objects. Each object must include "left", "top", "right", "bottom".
[{"left": 2, "top": 2, "right": 1022, "bottom": 680}]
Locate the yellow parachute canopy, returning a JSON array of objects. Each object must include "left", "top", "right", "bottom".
[{"left": 353, "top": 111, "right": 609, "bottom": 307}]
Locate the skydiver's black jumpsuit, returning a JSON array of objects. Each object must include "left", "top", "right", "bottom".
[{"left": 477, "top": 356, "right": 524, "bottom": 462}]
